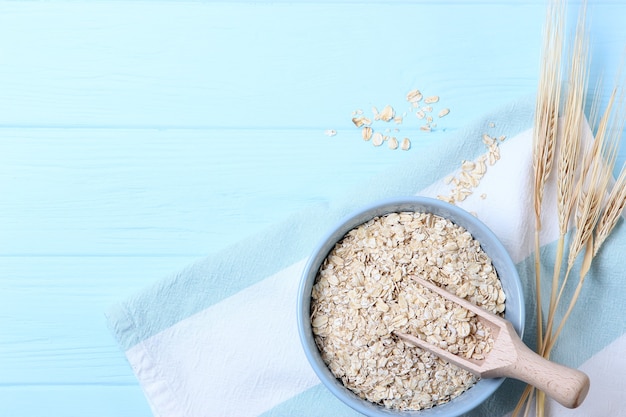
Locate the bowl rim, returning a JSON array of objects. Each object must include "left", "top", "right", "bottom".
[{"left": 296, "top": 196, "right": 525, "bottom": 417}]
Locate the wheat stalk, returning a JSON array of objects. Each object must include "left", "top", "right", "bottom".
[
  {"left": 533, "top": 8, "right": 588, "bottom": 414},
  {"left": 520, "top": 1, "right": 565, "bottom": 415},
  {"left": 516, "top": 2, "right": 626, "bottom": 416},
  {"left": 544, "top": 2, "right": 588, "bottom": 356},
  {"left": 531, "top": 0, "right": 564, "bottom": 363},
  {"left": 544, "top": 84, "right": 622, "bottom": 355},
  {"left": 547, "top": 87, "right": 618, "bottom": 319}
]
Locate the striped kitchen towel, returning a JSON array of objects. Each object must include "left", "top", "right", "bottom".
[{"left": 106, "top": 95, "right": 626, "bottom": 417}]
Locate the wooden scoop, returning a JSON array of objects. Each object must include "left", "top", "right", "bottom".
[{"left": 394, "top": 276, "right": 590, "bottom": 409}]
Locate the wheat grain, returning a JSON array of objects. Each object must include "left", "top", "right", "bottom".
[
  {"left": 557, "top": 12, "right": 588, "bottom": 235},
  {"left": 594, "top": 164, "right": 626, "bottom": 256},
  {"left": 593, "top": 83, "right": 626, "bottom": 254}
]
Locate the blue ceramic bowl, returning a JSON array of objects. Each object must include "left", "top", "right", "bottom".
[{"left": 297, "top": 196, "right": 525, "bottom": 417}]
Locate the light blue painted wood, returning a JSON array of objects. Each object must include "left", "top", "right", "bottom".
[
  {"left": 0, "top": 386, "right": 153, "bottom": 417},
  {"left": 0, "top": 128, "right": 429, "bottom": 256},
  {"left": 0, "top": 256, "right": 194, "bottom": 416},
  {"left": 0, "top": 1, "right": 625, "bottom": 416},
  {"left": 0, "top": 1, "right": 545, "bottom": 129}
]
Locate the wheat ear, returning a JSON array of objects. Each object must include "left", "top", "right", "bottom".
[
  {"left": 531, "top": 0, "right": 563, "bottom": 358},
  {"left": 593, "top": 85, "right": 626, "bottom": 256},
  {"left": 543, "top": 3, "right": 589, "bottom": 361},
  {"left": 566, "top": 87, "right": 619, "bottom": 273},
  {"left": 546, "top": 86, "right": 621, "bottom": 355},
  {"left": 594, "top": 164, "right": 626, "bottom": 256}
]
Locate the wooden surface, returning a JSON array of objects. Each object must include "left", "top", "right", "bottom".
[{"left": 1, "top": 1, "right": 624, "bottom": 416}]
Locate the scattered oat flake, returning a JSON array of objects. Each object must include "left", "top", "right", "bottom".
[
  {"left": 473, "top": 161, "right": 486, "bottom": 176},
  {"left": 499, "top": 135, "right": 506, "bottom": 142},
  {"left": 489, "top": 122, "right": 495, "bottom": 128},
  {"left": 488, "top": 146, "right": 501, "bottom": 165},
  {"left": 438, "top": 195, "right": 455, "bottom": 204},
  {"left": 380, "top": 105, "right": 395, "bottom": 122},
  {"left": 372, "top": 106, "right": 380, "bottom": 121},
  {"left": 349, "top": 91, "right": 452, "bottom": 152},
  {"left": 362, "top": 126, "right": 373, "bottom": 141},
  {"left": 352, "top": 116, "right": 371, "bottom": 127},
  {"left": 454, "top": 188, "right": 472, "bottom": 201},
  {"left": 388, "top": 137, "right": 399, "bottom": 150},
  {"left": 482, "top": 134, "right": 495, "bottom": 146},
  {"left": 480, "top": 193, "right": 487, "bottom": 200},
  {"left": 461, "top": 161, "right": 475, "bottom": 171},
  {"left": 459, "top": 171, "right": 473, "bottom": 185},
  {"left": 372, "top": 132, "right": 384, "bottom": 146},
  {"left": 406, "top": 89, "right": 423, "bottom": 103},
  {"left": 324, "top": 129, "right": 337, "bottom": 137}
]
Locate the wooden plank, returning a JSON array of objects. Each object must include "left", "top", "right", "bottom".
[
  {"left": 1, "top": 1, "right": 622, "bottom": 133},
  {"left": 0, "top": 256, "right": 198, "bottom": 383},
  {"left": 3, "top": 127, "right": 622, "bottom": 257},
  {"left": 0, "top": 255, "right": 186, "bottom": 415},
  {"left": 0, "top": 1, "right": 552, "bottom": 128},
  {"left": 0, "top": 127, "right": 435, "bottom": 256},
  {"left": 0, "top": 386, "right": 152, "bottom": 417}
]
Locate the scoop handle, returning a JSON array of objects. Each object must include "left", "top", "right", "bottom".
[{"left": 496, "top": 327, "right": 590, "bottom": 409}]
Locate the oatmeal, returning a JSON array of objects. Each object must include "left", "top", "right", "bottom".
[{"left": 310, "top": 211, "right": 505, "bottom": 410}]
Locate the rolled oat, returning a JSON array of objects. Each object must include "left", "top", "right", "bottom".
[{"left": 311, "top": 212, "right": 505, "bottom": 411}]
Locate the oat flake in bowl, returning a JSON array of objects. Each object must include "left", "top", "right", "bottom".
[{"left": 297, "top": 197, "right": 524, "bottom": 417}]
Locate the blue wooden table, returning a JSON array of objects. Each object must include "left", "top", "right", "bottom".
[{"left": 1, "top": 1, "right": 624, "bottom": 416}]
